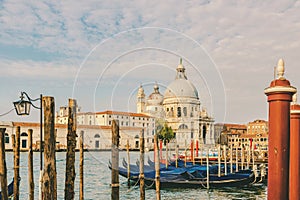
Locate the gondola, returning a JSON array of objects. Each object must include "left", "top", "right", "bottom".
[
  {"left": 108, "top": 159, "right": 255, "bottom": 188},
  {"left": 0, "top": 177, "right": 21, "bottom": 199},
  {"left": 142, "top": 170, "right": 255, "bottom": 189}
]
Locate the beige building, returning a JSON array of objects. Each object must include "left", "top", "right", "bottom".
[
  {"left": 222, "top": 120, "right": 268, "bottom": 155},
  {"left": 0, "top": 121, "right": 151, "bottom": 151},
  {"left": 137, "top": 60, "right": 215, "bottom": 147},
  {"left": 56, "top": 109, "right": 156, "bottom": 150},
  {"left": 241, "top": 119, "right": 268, "bottom": 150}
]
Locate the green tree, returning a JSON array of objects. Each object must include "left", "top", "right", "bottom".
[{"left": 157, "top": 122, "right": 175, "bottom": 145}]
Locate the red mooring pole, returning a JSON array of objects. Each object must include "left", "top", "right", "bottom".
[
  {"left": 196, "top": 140, "right": 199, "bottom": 157},
  {"left": 190, "top": 141, "right": 194, "bottom": 162},
  {"left": 159, "top": 140, "right": 162, "bottom": 160},
  {"left": 290, "top": 95, "right": 300, "bottom": 200},
  {"left": 264, "top": 59, "right": 296, "bottom": 200}
]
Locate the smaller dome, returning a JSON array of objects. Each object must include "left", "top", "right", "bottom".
[{"left": 147, "top": 84, "right": 163, "bottom": 106}]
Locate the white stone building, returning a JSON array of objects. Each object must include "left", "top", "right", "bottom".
[
  {"left": 55, "top": 109, "right": 156, "bottom": 150},
  {"left": 137, "top": 59, "right": 215, "bottom": 147},
  {"left": 0, "top": 121, "right": 150, "bottom": 151}
]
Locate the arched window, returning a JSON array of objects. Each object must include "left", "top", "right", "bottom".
[
  {"left": 21, "top": 132, "right": 28, "bottom": 136},
  {"left": 21, "top": 132, "right": 28, "bottom": 148},
  {"left": 178, "top": 124, "right": 188, "bottom": 129},
  {"left": 134, "top": 135, "right": 139, "bottom": 139},
  {"left": 94, "top": 134, "right": 100, "bottom": 138}
]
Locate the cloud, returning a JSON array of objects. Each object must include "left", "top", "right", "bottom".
[{"left": 1, "top": 0, "right": 300, "bottom": 123}]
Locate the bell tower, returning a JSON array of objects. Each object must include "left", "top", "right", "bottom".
[{"left": 137, "top": 84, "right": 146, "bottom": 113}]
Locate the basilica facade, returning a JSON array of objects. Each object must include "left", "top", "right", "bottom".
[{"left": 137, "top": 60, "right": 215, "bottom": 147}]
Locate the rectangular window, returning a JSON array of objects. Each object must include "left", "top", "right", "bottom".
[
  {"left": 5, "top": 134, "right": 9, "bottom": 143},
  {"left": 22, "top": 139, "right": 27, "bottom": 148},
  {"left": 95, "top": 141, "right": 100, "bottom": 148}
]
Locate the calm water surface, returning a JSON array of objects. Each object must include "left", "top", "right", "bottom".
[{"left": 5, "top": 151, "right": 267, "bottom": 199}]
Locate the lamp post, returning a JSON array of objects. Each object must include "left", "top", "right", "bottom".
[{"left": 13, "top": 92, "right": 43, "bottom": 199}]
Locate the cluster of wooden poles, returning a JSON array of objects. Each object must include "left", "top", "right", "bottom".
[
  {"left": 0, "top": 98, "right": 84, "bottom": 200},
  {"left": 111, "top": 119, "right": 162, "bottom": 200},
  {"left": 157, "top": 139, "right": 261, "bottom": 174}
]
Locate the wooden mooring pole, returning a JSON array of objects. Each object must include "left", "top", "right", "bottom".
[
  {"left": 223, "top": 145, "right": 227, "bottom": 175},
  {"left": 206, "top": 148, "right": 210, "bottom": 190},
  {"left": 65, "top": 99, "right": 77, "bottom": 200},
  {"left": 165, "top": 142, "right": 168, "bottom": 169},
  {"left": 28, "top": 129, "right": 34, "bottom": 200},
  {"left": 111, "top": 120, "right": 119, "bottom": 200},
  {"left": 241, "top": 147, "right": 244, "bottom": 170},
  {"left": 184, "top": 139, "right": 187, "bottom": 167},
  {"left": 230, "top": 143, "right": 233, "bottom": 173},
  {"left": 14, "top": 126, "right": 20, "bottom": 200},
  {"left": 218, "top": 144, "right": 221, "bottom": 177},
  {"left": 290, "top": 98, "right": 300, "bottom": 200},
  {"left": 139, "top": 129, "right": 145, "bottom": 200},
  {"left": 42, "top": 96, "right": 57, "bottom": 200},
  {"left": 154, "top": 134, "right": 161, "bottom": 200},
  {"left": 175, "top": 144, "right": 178, "bottom": 168},
  {"left": 235, "top": 139, "right": 238, "bottom": 172},
  {"left": 79, "top": 131, "right": 84, "bottom": 200},
  {"left": 126, "top": 139, "right": 130, "bottom": 187},
  {"left": 190, "top": 140, "right": 194, "bottom": 165},
  {"left": 0, "top": 128, "right": 8, "bottom": 200}
]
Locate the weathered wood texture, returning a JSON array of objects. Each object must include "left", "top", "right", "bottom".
[
  {"left": 154, "top": 134, "right": 161, "bottom": 200},
  {"left": 28, "top": 129, "right": 34, "bottom": 200},
  {"left": 42, "top": 96, "right": 57, "bottom": 200},
  {"left": 111, "top": 120, "right": 119, "bottom": 200},
  {"left": 139, "top": 130, "right": 145, "bottom": 200},
  {"left": 79, "top": 131, "right": 84, "bottom": 200},
  {"left": 14, "top": 126, "right": 20, "bottom": 200},
  {"left": 0, "top": 128, "right": 8, "bottom": 200},
  {"left": 126, "top": 139, "right": 130, "bottom": 187},
  {"left": 65, "top": 99, "right": 77, "bottom": 200}
]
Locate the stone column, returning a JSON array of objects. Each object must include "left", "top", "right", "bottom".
[
  {"left": 264, "top": 59, "right": 296, "bottom": 200},
  {"left": 289, "top": 94, "right": 300, "bottom": 200}
]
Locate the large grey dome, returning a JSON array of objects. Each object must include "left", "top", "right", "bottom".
[
  {"left": 164, "top": 79, "right": 198, "bottom": 99},
  {"left": 164, "top": 60, "right": 199, "bottom": 99}
]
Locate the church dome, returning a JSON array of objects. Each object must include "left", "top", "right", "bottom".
[
  {"left": 164, "top": 59, "right": 199, "bottom": 99},
  {"left": 147, "top": 83, "right": 164, "bottom": 105}
]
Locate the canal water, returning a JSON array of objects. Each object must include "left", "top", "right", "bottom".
[{"left": 5, "top": 151, "right": 267, "bottom": 199}]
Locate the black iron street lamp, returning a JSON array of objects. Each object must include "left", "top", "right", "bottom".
[{"left": 13, "top": 92, "right": 43, "bottom": 199}]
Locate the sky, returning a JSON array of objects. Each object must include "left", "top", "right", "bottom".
[{"left": 1, "top": 0, "right": 300, "bottom": 124}]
